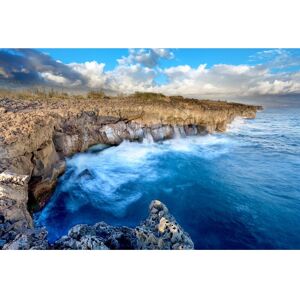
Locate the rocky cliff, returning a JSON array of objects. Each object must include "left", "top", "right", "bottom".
[
  {"left": 2, "top": 200, "right": 194, "bottom": 250},
  {"left": 0, "top": 94, "right": 261, "bottom": 249}
]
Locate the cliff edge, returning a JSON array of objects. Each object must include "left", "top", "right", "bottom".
[{"left": 0, "top": 93, "right": 261, "bottom": 249}]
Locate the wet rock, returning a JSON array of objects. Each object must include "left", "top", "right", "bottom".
[
  {"left": 136, "top": 200, "right": 194, "bottom": 250},
  {"left": 53, "top": 200, "right": 194, "bottom": 250},
  {"left": 54, "top": 222, "right": 136, "bottom": 250},
  {"left": 2, "top": 228, "right": 49, "bottom": 250},
  {"left": 77, "top": 169, "right": 94, "bottom": 180},
  {"left": 0, "top": 239, "right": 6, "bottom": 248},
  {"left": 1, "top": 199, "right": 194, "bottom": 250},
  {"left": 28, "top": 159, "right": 66, "bottom": 211}
]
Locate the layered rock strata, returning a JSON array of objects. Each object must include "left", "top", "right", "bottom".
[{"left": 0, "top": 95, "right": 261, "bottom": 249}]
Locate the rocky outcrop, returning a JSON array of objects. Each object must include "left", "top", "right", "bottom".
[
  {"left": 136, "top": 200, "right": 194, "bottom": 250},
  {"left": 53, "top": 223, "right": 136, "bottom": 250},
  {"left": 0, "top": 171, "right": 32, "bottom": 231},
  {"left": 0, "top": 95, "right": 261, "bottom": 249},
  {"left": 2, "top": 227, "right": 48, "bottom": 250},
  {"left": 2, "top": 200, "right": 194, "bottom": 250}
]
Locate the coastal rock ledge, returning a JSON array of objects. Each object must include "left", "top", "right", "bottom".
[
  {"left": 1, "top": 200, "right": 194, "bottom": 250},
  {"left": 0, "top": 94, "right": 261, "bottom": 249}
]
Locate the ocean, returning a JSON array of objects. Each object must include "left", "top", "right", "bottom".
[{"left": 35, "top": 104, "right": 300, "bottom": 249}]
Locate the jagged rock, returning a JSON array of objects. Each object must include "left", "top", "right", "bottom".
[
  {"left": 0, "top": 171, "right": 33, "bottom": 231},
  {"left": 2, "top": 228, "right": 49, "bottom": 250},
  {"left": 51, "top": 200, "right": 194, "bottom": 250},
  {"left": 0, "top": 199, "right": 194, "bottom": 250},
  {"left": 0, "top": 239, "right": 6, "bottom": 248},
  {"left": 77, "top": 169, "right": 94, "bottom": 180},
  {"left": 136, "top": 200, "right": 194, "bottom": 250},
  {"left": 53, "top": 222, "right": 136, "bottom": 250}
]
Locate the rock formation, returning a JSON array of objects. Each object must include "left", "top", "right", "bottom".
[
  {"left": 136, "top": 200, "right": 194, "bottom": 250},
  {"left": 0, "top": 94, "right": 261, "bottom": 249},
  {"left": 2, "top": 200, "right": 194, "bottom": 250}
]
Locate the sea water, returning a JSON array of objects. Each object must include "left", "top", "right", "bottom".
[{"left": 35, "top": 105, "right": 300, "bottom": 249}]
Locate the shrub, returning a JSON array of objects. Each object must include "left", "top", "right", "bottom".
[
  {"left": 132, "top": 92, "right": 167, "bottom": 100},
  {"left": 87, "top": 90, "right": 106, "bottom": 99}
]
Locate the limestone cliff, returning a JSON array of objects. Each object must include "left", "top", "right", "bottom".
[{"left": 0, "top": 94, "right": 261, "bottom": 248}]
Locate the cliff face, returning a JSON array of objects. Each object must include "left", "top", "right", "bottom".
[{"left": 0, "top": 95, "right": 261, "bottom": 247}]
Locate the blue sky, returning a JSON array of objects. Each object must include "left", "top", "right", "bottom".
[
  {"left": 1, "top": 48, "right": 300, "bottom": 99},
  {"left": 39, "top": 48, "right": 300, "bottom": 71}
]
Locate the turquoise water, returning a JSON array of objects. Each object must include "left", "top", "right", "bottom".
[{"left": 35, "top": 105, "right": 300, "bottom": 249}]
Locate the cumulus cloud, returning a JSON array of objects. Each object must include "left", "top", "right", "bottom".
[
  {"left": 106, "top": 64, "right": 157, "bottom": 93},
  {"left": 158, "top": 63, "right": 300, "bottom": 98},
  {"left": 69, "top": 61, "right": 106, "bottom": 88},
  {"left": 1, "top": 48, "right": 300, "bottom": 98},
  {"left": 117, "top": 48, "right": 174, "bottom": 68},
  {"left": 0, "top": 49, "right": 87, "bottom": 87}
]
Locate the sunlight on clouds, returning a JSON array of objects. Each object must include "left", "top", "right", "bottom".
[
  {"left": 1, "top": 48, "right": 300, "bottom": 98},
  {"left": 117, "top": 48, "right": 174, "bottom": 68},
  {"left": 69, "top": 61, "right": 106, "bottom": 88},
  {"left": 41, "top": 72, "right": 72, "bottom": 85}
]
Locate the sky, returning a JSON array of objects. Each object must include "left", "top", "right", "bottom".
[{"left": 1, "top": 48, "right": 300, "bottom": 100}]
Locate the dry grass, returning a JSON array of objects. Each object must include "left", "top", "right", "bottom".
[
  {"left": 0, "top": 89, "right": 172, "bottom": 102},
  {"left": 131, "top": 91, "right": 167, "bottom": 101},
  {"left": 87, "top": 90, "right": 107, "bottom": 99},
  {"left": 0, "top": 88, "right": 112, "bottom": 101},
  {"left": 0, "top": 88, "right": 74, "bottom": 100},
  {"left": 0, "top": 89, "right": 260, "bottom": 112}
]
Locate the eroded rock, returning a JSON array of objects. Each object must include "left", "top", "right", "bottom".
[
  {"left": 53, "top": 201, "right": 194, "bottom": 250},
  {"left": 136, "top": 200, "right": 194, "bottom": 250},
  {"left": 2, "top": 227, "right": 49, "bottom": 250},
  {"left": 0, "top": 171, "right": 33, "bottom": 231},
  {"left": 1, "top": 200, "right": 195, "bottom": 250},
  {"left": 53, "top": 222, "right": 137, "bottom": 250}
]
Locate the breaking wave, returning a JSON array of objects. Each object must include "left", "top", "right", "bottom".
[{"left": 36, "top": 107, "right": 300, "bottom": 249}]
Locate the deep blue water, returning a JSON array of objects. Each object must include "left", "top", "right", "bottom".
[{"left": 35, "top": 106, "right": 300, "bottom": 249}]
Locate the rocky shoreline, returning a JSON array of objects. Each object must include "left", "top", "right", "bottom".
[
  {"left": 0, "top": 94, "right": 261, "bottom": 249},
  {"left": 1, "top": 200, "right": 194, "bottom": 250}
]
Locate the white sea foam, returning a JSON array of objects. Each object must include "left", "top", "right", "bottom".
[
  {"left": 39, "top": 133, "right": 236, "bottom": 219},
  {"left": 227, "top": 117, "right": 246, "bottom": 133}
]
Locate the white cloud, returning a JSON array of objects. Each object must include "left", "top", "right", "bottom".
[
  {"left": 61, "top": 58, "right": 300, "bottom": 98},
  {"left": 247, "top": 79, "right": 300, "bottom": 95},
  {"left": 106, "top": 64, "right": 157, "bottom": 94},
  {"left": 117, "top": 48, "right": 174, "bottom": 68},
  {"left": 69, "top": 61, "right": 106, "bottom": 88},
  {"left": 41, "top": 72, "right": 71, "bottom": 85},
  {"left": 5, "top": 48, "right": 299, "bottom": 98},
  {"left": 156, "top": 63, "right": 300, "bottom": 98}
]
